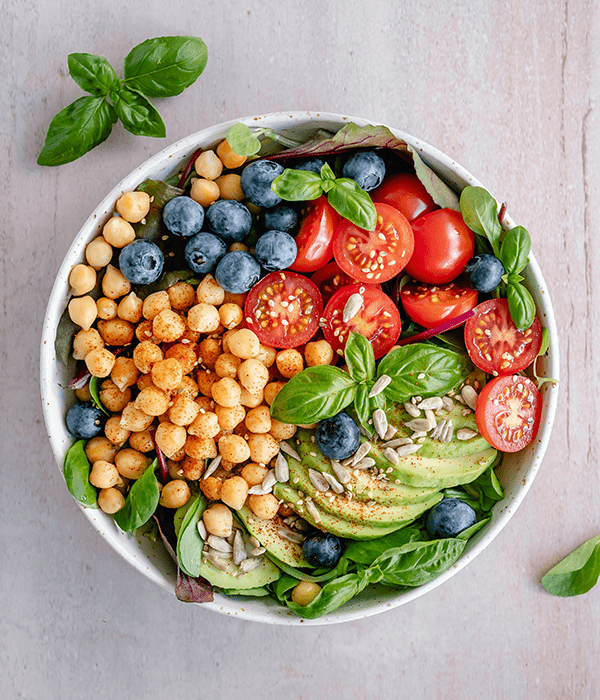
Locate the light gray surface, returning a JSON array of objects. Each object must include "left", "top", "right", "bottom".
[{"left": 2, "top": 1, "right": 598, "bottom": 698}]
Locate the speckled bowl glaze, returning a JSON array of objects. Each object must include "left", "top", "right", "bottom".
[{"left": 40, "top": 112, "right": 559, "bottom": 625}]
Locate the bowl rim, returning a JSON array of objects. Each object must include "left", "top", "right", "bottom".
[{"left": 40, "top": 110, "right": 559, "bottom": 625}]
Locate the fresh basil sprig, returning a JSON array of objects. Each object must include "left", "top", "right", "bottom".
[
  {"left": 542, "top": 535, "right": 600, "bottom": 597},
  {"left": 38, "top": 36, "right": 207, "bottom": 166},
  {"left": 459, "top": 186, "right": 502, "bottom": 256},
  {"left": 271, "top": 163, "right": 378, "bottom": 231},
  {"left": 225, "top": 122, "right": 303, "bottom": 156},
  {"left": 114, "top": 460, "right": 160, "bottom": 534}
]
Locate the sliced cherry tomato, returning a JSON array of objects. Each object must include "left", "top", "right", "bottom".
[
  {"left": 288, "top": 196, "right": 340, "bottom": 273},
  {"left": 400, "top": 277, "right": 478, "bottom": 329},
  {"left": 310, "top": 261, "right": 381, "bottom": 305},
  {"left": 244, "top": 271, "right": 323, "bottom": 348},
  {"left": 464, "top": 299, "right": 542, "bottom": 375},
  {"left": 405, "top": 209, "right": 475, "bottom": 284},
  {"left": 476, "top": 375, "right": 542, "bottom": 452},
  {"left": 371, "top": 173, "right": 437, "bottom": 223},
  {"left": 323, "top": 284, "right": 401, "bottom": 359},
  {"left": 333, "top": 203, "right": 414, "bottom": 284}
]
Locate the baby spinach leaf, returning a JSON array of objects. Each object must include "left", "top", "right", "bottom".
[
  {"left": 63, "top": 440, "right": 97, "bottom": 507},
  {"left": 226, "top": 123, "right": 261, "bottom": 156},
  {"left": 507, "top": 282, "right": 536, "bottom": 331},
  {"left": 328, "top": 178, "right": 377, "bottom": 230},
  {"left": 123, "top": 36, "right": 208, "bottom": 98},
  {"left": 542, "top": 536, "right": 600, "bottom": 597},
  {"left": 110, "top": 86, "right": 166, "bottom": 138},
  {"left": 500, "top": 225, "right": 531, "bottom": 274},
  {"left": 89, "top": 375, "right": 109, "bottom": 415},
  {"left": 270, "top": 365, "right": 357, "bottom": 424},
  {"left": 55, "top": 307, "right": 80, "bottom": 366},
  {"left": 459, "top": 186, "right": 502, "bottom": 256},
  {"left": 408, "top": 145, "right": 460, "bottom": 211},
  {"left": 176, "top": 494, "right": 207, "bottom": 577},
  {"left": 68, "top": 53, "right": 119, "bottom": 96},
  {"left": 343, "top": 527, "right": 424, "bottom": 566},
  {"left": 271, "top": 169, "right": 324, "bottom": 201},
  {"left": 344, "top": 331, "right": 375, "bottom": 383},
  {"left": 375, "top": 538, "right": 467, "bottom": 587},
  {"left": 455, "top": 517, "right": 491, "bottom": 541},
  {"left": 114, "top": 460, "right": 160, "bottom": 534}
]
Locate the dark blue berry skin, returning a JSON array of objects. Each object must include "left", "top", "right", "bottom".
[
  {"left": 66, "top": 402, "right": 106, "bottom": 439},
  {"left": 315, "top": 412, "right": 361, "bottom": 460},
  {"left": 342, "top": 151, "right": 386, "bottom": 191},
  {"left": 263, "top": 204, "right": 298, "bottom": 233},
  {"left": 426, "top": 498, "right": 478, "bottom": 539},
  {"left": 162, "top": 196, "right": 205, "bottom": 237},
  {"left": 214, "top": 251, "right": 261, "bottom": 294},
  {"left": 206, "top": 200, "right": 253, "bottom": 242},
  {"left": 302, "top": 532, "right": 343, "bottom": 568},
  {"left": 184, "top": 232, "right": 227, "bottom": 274},
  {"left": 240, "top": 160, "right": 284, "bottom": 208},
  {"left": 296, "top": 157, "right": 325, "bottom": 174},
  {"left": 118, "top": 240, "right": 164, "bottom": 284},
  {"left": 254, "top": 230, "right": 297, "bottom": 271},
  {"left": 464, "top": 254, "right": 506, "bottom": 293}
]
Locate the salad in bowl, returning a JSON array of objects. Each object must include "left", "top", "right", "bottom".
[{"left": 40, "top": 112, "right": 558, "bottom": 624}]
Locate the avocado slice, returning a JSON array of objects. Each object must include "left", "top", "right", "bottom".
[{"left": 199, "top": 555, "right": 281, "bottom": 590}]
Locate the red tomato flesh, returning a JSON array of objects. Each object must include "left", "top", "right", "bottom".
[
  {"left": 244, "top": 271, "right": 323, "bottom": 348},
  {"left": 323, "top": 284, "right": 401, "bottom": 359},
  {"left": 310, "top": 261, "right": 381, "bottom": 305},
  {"left": 371, "top": 173, "right": 437, "bottom": 223},
  {"left": 288, "top": 196, "right": 340, "bottom": 273},
  {"left": 476, "top": 375, "right": 542, "bottom": 452},
  {"left": 464, "top": 299, "right": 542, "bottom": 375},
  {"left": 400, "top": 277, "right": 478, "bottom": 329},
  {"left": 333, "top": 203, "right": 414, "bottom": 284}
]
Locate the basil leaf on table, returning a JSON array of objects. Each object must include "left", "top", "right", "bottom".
[
  {"left": 542, "top": 535, "right": 600, "bottom": 597},
  {"left": 500, "top": 225, "right": 531, "bottom": 274},
  {"left": 507, "top": 282, "right": 536, "bottom": 331},
  {"left": 37, "top": 96, "right": 117, "bottom": 166},
  {"left": 114, "top": 460, "right": 160, "bottom": 534},
  {"left": 459, "top": 186, "right": 502, "bottom": 256},
  {"left": 271, "top": 169, "right": 324, "bottom": 201},
  {"left": 123, "top": 36, "right": 208, "bottom": 98},
  {"left": 68, "top": 53, "right": 119, "bottom": 96},
  {"left": 110, "top": 87, "right": 166, "bottom": 138},
  {"left": 344, "top": 331, "right": 375, "bottom": 383},
  {"left": 63, "top": 440, "right": 98, "bottom": 507},
  {"left": 327, "top": 178, "right": 377, "bottom": 230},
  {"left": 176, "top": 494, "right": 207, "bottom": 577}
]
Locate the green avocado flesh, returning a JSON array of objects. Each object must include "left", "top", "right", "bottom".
[{"left": 199, "top": 556, "right": 281, "bottom": 590}]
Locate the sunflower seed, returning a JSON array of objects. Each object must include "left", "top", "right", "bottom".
[
  {"left": 305, "top": 499, "right": 321, "bottom": 523},
  {"left": 354, "top": 456, "right": 376, "bottom": 470},
  {"left": 261, "top": 469, "right": 277, "bottom": 491},
  {"left": 373, "top": 409, "right": 388, "bottom": 440},
  {"left": 247, "top": 484, "right": 272, "bottom": 495},
  {"left": 279, "top": 441, "right": 301, "bottom": 462},
  {"left": 412, "top": 430, "right": 427, "bottom": 439},
  {"left": 440, "top": 419, "right": 454, "bottom": 443},
  {"left": 277, "top": 526, "right": 305, "bottom": 544},
  {"left": 457, "top": 428, "right": 479, "bottom": 440},
  {"left": 343, "top": 293, "right": 364, "bottom": 322},
  {"left": 430, "top": 419, "right": 446, "bottom": 440},
  {"left": 233, "top": 530, "right": 247, "bottom": 565},
  {"left": 274, "top": 452, "right": 289, "bottom": 482},
  {"left": 309, "top": 468, "right": 330, "bottom": 492},
  {"left": 396, "top": 443, "right": 423, "bottom": 457},
  {"left": 418, "top": 397, "right": 444, "bottom": 411},
  {"left": 205, "top": 551, "right": 229, "bottom": 571},
  {"left": 368, "top": 374, "right": 391, "bottom": 398},
  {"left": 322, "top": 472, "right": 344, "bottom": 493},
  {"left": 383, "top": 447, "right": 400, "bottom": 465},
  {"left": 441, "top": 396, "right": 455, "bottom": 411},
  {"left": 384, "top": 425, "right": 397, "bottom": 440},
  {"left": 203, "top": 454, "right": 222, "bottom": 479},
  {"left": 352, "top": 442, "right": 372, "bottom": 465},
  {"left": 251, "top": 546, "right": 266, "bottom": 556},
  {"left": 207, "top": 535, "right": 233, "bottom": 553},
  {"left": 404, "top": 402, "right": 421, "bottom": 417},
  {"left": 240, "top": 557, "right": 262, "bottom": 573},
  {"left": 383, "top": 437, "right": 413, "bottom": 448},
  {"left": 405, "top": 418, "right": 431, "bottom": 432},
  {"left": 461, "top": 385, "right": 478, "bottom": 410},
  {"left": 197, "top": 520, "right": 207, "bottom": 541},
  {"left": 330, "top": 459, "right": 351, "bottom": 483}
]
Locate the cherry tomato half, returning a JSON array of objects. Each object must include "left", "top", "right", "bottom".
[
  {"left": 405, "top": 209, "right": 475, "bottom": 284},
  {"left": 333, "top": 203, "right": 414, "bottom": 284},
  {"left": 464, "top": 299, "right": 543, "bottom": 375},
  {"left": 288, "top": 196, "right": 340, "bottom": 273},
  {"left": 311, "top": 261, "right": 381, "bottom": 305},
  {"left": 323, "top": 284, "right": 401, "bottom": 359},
  {"left": 476, "top": 375, "right": 542, "bottom": 452},
  {"left": 244, "top": 271, "right": 323, "bottom": 348},
  {"left": 400, "top": 278, "right": 478, "bottom": 329},
  {"left": 371, "top": 173, "right": 437, "bottom": 223}
]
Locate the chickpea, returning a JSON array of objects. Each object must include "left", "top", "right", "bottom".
[
  {"left": 203, "top": 503, "right": 233, "bottom": 538},
  {"left": 184, "top": 435, "right": 218, "bottom": 460},
  {"left": 198, "top": 338, "right": 221, "bottom": 368},
  {"left": 135, "top": 319, "right": 156, "bottom": 343},
  {"left": 214, "top": 404, "right": 246, "bottom": 431},
  {"left": 72, "top": 328, "right": 104, "bottom": 360},
  {"left": 85, "top": 347, "right": 116, "bottom": 378},
  {"left": 155, "top": 422, "right": 188, "bottom": 458},
  {"left": 240, "top": 462, "right": 269, "bottom": 487},
  {"left": 200, "top": 475, "right": 223, "bottom": 500},
  {"left": 247, "top": 433, "right": 279, "bottom": 465},
  {"left": 98, "top": 488, "right": 125, "bottom": 514},
  {"left": 305, "top": 339, "right": 334, "bottom": 367},
  {"left": 110, "top": 356, "right": 139, "bottom": 392},
  {"left": 169, "top": 394, "right": 200, "bottom": 426},
  {"left": 220, "top": 476, "right": 249, "bottom": 510},
  {"left": 116, "top": 191, "right": 151, "bottom": 223},
  {"left": 218, "top": 434, "right": 251, "bottom": 463},
  {"left": 115, "top": 448, "right": 152, "bottom": 479},
  {"left": 90, "top": 460, "right": 121, "bottom": 489},
  {"left": 75, "top": 384, "right": 92, "bottom": 402},
  {"left": 142, "top": 293, "right": 170, "bottom": 322},
  {"left": 276, "top": 348, "right": 304, "bottom": 378},
  {"left": 103, "top": 216, "right": 136, "bottom": 247},
  {"left": 196, "top": 274, "right": 225, "bottom": 305},
  {"left": 248, "top": 493, "right": 279, "bottom": 520},
  {"left": 97, "top": 318, "right": 135, "bottom": 346},
  {"left": 85, "top": 436, "right": 119, "bottom": 464},
  {"left": 133, "top": 340, "right": 163, "bottom": 374},
  {"left": 190, "top": 178, "right": 220, "bottom": 207},
  {"left": 100, "top": 380, "right": 132, "bottom": 415},
  {"left": 240, "top": 387, "right": 264, "bottom": 408},
  {"left": 188, "top": 410, "right": 220, "bottom": 438},
  {"left": 228, "top": 328, "right": 260, "bottom": 359},
  {"left": 69, "top": 264, "right": 97, "bottom": 296},
  {"left": 175, "top": 375, "right": 199, "bottom": 400},
  {"left": 218, "top": 303, "right": 243, "bottom": 330},
  {"left": 187, "top": 303, "right": 220, "bottom": 333},
  {"left": 128, "top": 429, "right": 154, "bottom": 453},
  {"left": 68, "top": 296, "right": 97, "bottom": 330},
  {"left": 228, "top": 242, "right": 248, "bottom": 253},
  {"left": 264, "top": 381, "right": 286, "bottom": 406},
  {"left": 214, "top": 352, "right": 241, "bottom": 379},
  {"left": 212, "top": 377, "right": 242, "bottom": 407},
  {"left": 151, "top": 358, "right": 183, "bottom": 391},
  {"left": 195, "top": 150, "right": 224, "bottom": 180},
  {"left": 153, "top": 309, "right": 186, "bottom": 342},
  {"left": 221, "top": 329, "right": 237, "bottom": 354},
  {"left": 168, "top": 281, "right": 196, "bottom": 310},
  {"left": 104, "top": 415, "right": 130, "bottom": 445},
  {"left": 135, "top": 386, "right": 170, "bottom": 416},
  {"left": 85, "top": 236, "right": 113, "bottom": 270},
  {"left": 119, "top": 403, "right": 155, "bottom": 432},
  {"left": 102, "top": 264, "right": 131, "bottom": 300},
  {"left": 269, "top": 418, "right": 297, "bottom": 441},
  {"left": 117, "top": 292, "right": 143, "bottom": 324},
  {"left": 180, "top": 455, "right": 205, "bottom": 481},
  {"left": 255, "top": 344, "right": 277, "bottom": 368},
  {"left": 291, "top": 581, "right": 321, "bottom": 607},
  {"left": 216, "top": 173, "right": 244, "bottom": 201},
  {"left": 159, "top": 479, "right": 191, "bottom": 509},
  {"left": 196, "top": 369, "right": 218, "bottom": 397},
  {"left": 165, "top": 343, "right": 197, "bottom": 375},
  {"left": 97, "top": 297, "right": 118, "bottom": 320},
  {"left": 216, "top": 139, "right": 247, "bottom": 169},
  {"left": 195, "top": 395, "right": 214, "bottom": 412},
  {"left": 237, "top": 359, "right": 270, "bottom": 395},
  {"left": 245, "top": 406, "right": 272, "bottom": 434}
]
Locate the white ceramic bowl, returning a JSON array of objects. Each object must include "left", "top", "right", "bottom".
[{"left": 40, "top": 111, "right": 559, "bottom": 625}]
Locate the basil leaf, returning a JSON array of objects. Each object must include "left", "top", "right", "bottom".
[
  {"left": 68, "top": 53, "right": 118, "bottom": 96},
  {"left": 327, "top": 178, "right": 377, "bottom": 231},
  {"left": 226, "top": 123, "right": 261, "bottom": 156},
  {"left": 500, "top": 225, "right": 531, "bottom": 274},
  {"left": 344, "top": 331, "right": 375, "bottom": 382},
  {"left": 89, "top": 375, "right": 109, "bottom": 415},
  {"left": 38, "top": 96, "right": 117, "bottom": 166},
  {"left": 270, "top": 365, "right": 357, "bottom": 424},
  {"left": 542, "top": 536, "right": 600, "bottom": 597},
  {"left": 353, "top": 383, "right": 372, "bottom": 431},
  {"left": 63, "top": 440, "right": 97, "bottom": 507},
  {"left": 176, "top": 494, "right": 207, "bottom": 577},
  {"left": 114, "top": 461, "right": 160, "bottom": 534},
  {"left": 375, "top": 538, "right": 467, "bottom": 587},
  {"left": 377, "top": 343, "right": 471, "bottom": 402},
  {"left": 320, "top": 162, "right": 336, "bottom": 180},
  {"left": 271, "top": 169, "right": 324, "bottom": 201},
  {"left": 123, "top": 36, "right": 208, "bottom": 98},
  {"left": 459, "top": 186, "right": 502, "bottom": 255},
  {"left": 110, "top": 87, "right": 166, "bottom": 138},
  {"left": 507, "top": 282, "right": 536, "bottom": 331},
  {"left": 408, "top": 145, "right": 460, "bottom": 211}
]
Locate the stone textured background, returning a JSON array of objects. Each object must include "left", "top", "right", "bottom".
[{"left": 2, "top": 1, "right": 598, "bottom": 698}]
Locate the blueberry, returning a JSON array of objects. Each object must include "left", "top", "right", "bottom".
[
  {"left": 342, "top": 151, "right": 386, "bottom": 191},
  {"left": 254, "top": 230, "right": 297, "bottom": 271},
  {"left": 65, "top": 402, "right": 106, "bottom": 439},
  {"left": 184, "top": 232, "right": 227, "bottom": 274},
  {"left": 214, "top": 251, "right": 261, "bottom": 294},
  {"left": 206, "top": 200, "right": 253, "bottom": 242},
  {"left": 315, "top": 412, "right": 361, "bottom": 460},
  {"left": 464, "top": 254, "right": 505, "bottom": 293},
  {"left": 240, "top": 160, "right": 284, "bottom": 208},
  {"left": 296, "top": 157, "right": 325, "bottom": 175},
  {"left": 302, "top": 532, "right": 343, "bottom": 568},
  {"left": 263, "top": 204, "right": 298, "bottom": 233},
  {"left": 162, "top": 196, "right": 204, "bottom": 237},
  {"left": 118, "top": 240, "right": 164, "bottom": 284},
  {"left": 426, "top": 498, "right": 478, "bottom": 539}
]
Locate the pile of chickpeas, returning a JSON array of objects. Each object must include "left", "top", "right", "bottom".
[{"left": 66, "top": 137, "right": 337, "bottom": 543}]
